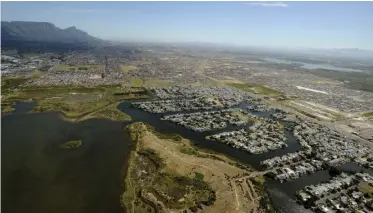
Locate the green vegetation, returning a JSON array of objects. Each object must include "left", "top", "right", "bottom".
[
  {"left": 362, "top": 112, "right": 373, "bottom": 118},
  {"left": 59, "top": 140, "right": 82, "bottom": 149},
  {"left": 122, "top": 123, "right": 216, "bottom": 213},
  {"left": 227, "top": 82, "right": 282, "bottom": 96},
  {"left": 231, "top": 109, "right": 255, "bottom": 122},
  {"left": 32, "top": 69, "right": 44, "bottom": 77},
  {"left": 152, "top": 172, "right": 215, "bottom": 209},
  {"left": 55, "top": 64, "right": 104, "bottom": 71},
  {"left": 358, "top": 182, "right": 373, "bottom": 198},
  {"left": 1, "top": 105, "right": 15, "bottom": 113},
  {"left": 33, "top": 99, "right": 112, "bottom": 117},
  {"left": 1, "top": 104, "right": 15, "bottom": 113},
  {"left": 253, "top": 175, "right": 265, "bottom": 184},
  {"left": 129, "top": 78, "right": 144, "bottom": 87},
  {"left": 143, "top": 78, "right": 174, "bottom": 87},
  {"left": 308, "top": 68, "right": 373, "bottom": 92},
  {"left": 180, "top": 144, "right": 235, "bottom": 165},
  {"left": 121, "top": 65, "right": 137, "bottom": 72},
  {"left": 252, "top": 175, "right": 276, "bottom": 213},
  {"left": 296, "top": 190, "right": 304, "bottom": 196},
  {"left": 180, "top": 146, "right": 201, "bottom": 156},
  {"left": 144, "top": 124, "right": 183, "bottom": 141},
  {"left": 87, "top": 103, "right": 131, "bottom": 121},
  {"left": 194, "top": 172, "right": 204, "bottom": 181},
  {"left": 2, "top": 83, "right": 149, "bottom": 119},
  {"left": 2, "top": 76, "right": 30, "bottom": 90},
  {"left": 138, "top": 148, "right": 164, "bottom": 168},
  {"left": 121, "top": 149, "right": 138, "bottom": 213},
  {"left": 1, "top": 76, "right": 31, "bottom": 113}
]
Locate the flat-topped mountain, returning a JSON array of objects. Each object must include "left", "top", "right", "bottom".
[{"left": 1, "top": 21, "right": 102, "bottom": 52}]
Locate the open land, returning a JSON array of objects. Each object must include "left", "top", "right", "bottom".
[
  {"left": 2, "top": 44, "right": 373, "bottom": 213},
  {"left": 123, "top": 122, "right": 270, "bottom": 213},
  {"left": 1, "top": 76, "right": 147, "bottom": 121}
]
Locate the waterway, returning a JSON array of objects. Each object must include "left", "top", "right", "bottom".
[
  {"left": 2, "top": 100, "right": 371, "bottom": 213},
  {"left": 1, "top": 112, "right": 133, "bottom": 213},
  {"left": 264, "top": 57, "right": 363, "bottom": 72},
  {"left": 117, "top": 101, "right": 373, "bottom": 213},
  {"left": 118, "top": 101, "right": 301, "bottom": 169},
  {"left": 13, "top": 100, "right": 37, "bottom": 113}
]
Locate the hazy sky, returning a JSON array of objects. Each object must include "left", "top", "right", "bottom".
[{"left": 2, "top": 1, "right": 373, "bottom": 49}]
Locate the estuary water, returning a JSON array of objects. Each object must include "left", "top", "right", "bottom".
[
  {"left": 118, "top": 101, "right": 301, "bottom": 169},
  {"left": 117, "top": 101, "right": 372, "bottom": 213},
  {"left": 2, "top": 101, "right": 371, "bottom": 213},
  {"left": 264, "top": 57, "right": 364, "bottom": 72},
  {"left": 1, "top": 112, "right": 133, "bottom": 213}
]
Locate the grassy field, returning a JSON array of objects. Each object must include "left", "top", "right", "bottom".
[
  {"left": 2, "top": 80, "right": 149, "bottom": 119},
  {"left": 33, "top": 99, "right": 112, "bottom": 117},
  {"left": 227, "top": 82, "right": 283, "bottom": 96},
  {"left": 122, "top": 123, "right": 220, "bottom": 213},
  {"left": 121, "top": 65, "right": 137, "bottom": 72},
  {"left": 358, "top": 182, "right": 373, "bottom": 198},
  {"left": 143, "top": 78, "right": 174, "bottom": 87},
  {"left": 2, "top": 76, "right": 32, "bottom": 113},
  {"left": 55, "top": 64, "right": 104, "bottom": 72},
  {"left": 362, "top": 112, "right": 373, "bottom": 118},
  {"left": 85, "top": 103, "right": 131, "bottom": 121},
  {"left": 128, "top": 78, "right": 144, "bottom": 87},
  {"left": 2, "top": 76, "right": 30, "bottom": 90}
]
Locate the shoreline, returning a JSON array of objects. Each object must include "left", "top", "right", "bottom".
[{"left": 121, "top": 122, "right": 273, "bottom": 213}]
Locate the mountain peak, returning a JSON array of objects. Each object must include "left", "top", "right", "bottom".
[
  {"left": 65, "top": 26, "right": 77, "bottom": 30},
  {"left": 2, "top": 21, "right": 99, "bottom": 43}
]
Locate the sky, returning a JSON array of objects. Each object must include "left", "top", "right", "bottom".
[{"left": 2, "top": 1, "right": 373, "bottom": 50}]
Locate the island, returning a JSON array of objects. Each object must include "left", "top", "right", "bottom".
[{"left": 59, "top": 140, "right": 82, "bottom": 149}]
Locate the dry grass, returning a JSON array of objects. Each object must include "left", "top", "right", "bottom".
[
  {"left": 55, "top": 64, "right": 104, "bottom": 72},
  {"left": 121, "top": 65, "right": 137, "bottom": 72},
  {"left": 128, "top": 122, "right": 260, "bottom": 213}
]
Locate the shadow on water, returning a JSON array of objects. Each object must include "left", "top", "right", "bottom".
[{"left": 1, "top": 112, "right": 133, "bottom": 213}]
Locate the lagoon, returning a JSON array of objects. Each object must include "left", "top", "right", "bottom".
[
  {"left": 1, "top": 112, "right": 133, "bottom": 213},
  {"left": 264, "top": 57, "right": 364, "bottom": 72}
]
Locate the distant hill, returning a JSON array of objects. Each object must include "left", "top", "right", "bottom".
[{"left": 1, "top": 21, "right": 103, "bottom": 52}]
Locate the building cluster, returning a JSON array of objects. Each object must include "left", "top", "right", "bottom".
[
  {"left": 150, "top": 86, "right": 246, "bottom": 107},
  {"left": 208, "top": 120, "right": 287, "bottom": 154},
  {"left": 354, "top": 157, "right": 373, "bottom": 170},
  {"left": 292, "top": 121, "right": 371, "bottom": 163},
  {"left": 132, "top": 97, "right": 223, "bottom": 113},
  {"left": 1, "top": 54, "right": 60, "bottom": 75},
  {"left": 26, "top": 70, "right": 130, "bottom": 86},
  {"left": 163, "top": 109, "right": 249, "bottom": 132},
  {"left": 259, "top": 119, "right": 371, "bottom": 182},
  {"left": 261, "top": 151, "right": 310, "bottom": 169},
  {"left": 247, "top": 104, "right": 269, "bottom": 112},
  {"left": 297, "top": 173, "right": 373, "bottom": 213},
  {"left": 206, "top": 61, "right": 373, "bottom": 112},
  {"left": 272, "top": 160, "right": 324, "bottom": 183}
]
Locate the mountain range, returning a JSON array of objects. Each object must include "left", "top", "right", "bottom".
[{"left": 1, "top": 21, "right": 102, "bottom": 52}]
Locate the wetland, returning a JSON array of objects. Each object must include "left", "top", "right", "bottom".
[{"left": 2, "top": 94, "right": 372, "bottom": 213}]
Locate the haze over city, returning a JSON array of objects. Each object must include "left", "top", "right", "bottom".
[
  {"left": 2, "top": 1, "right": 373, "bottom": 49},
  {"left": 2, "top": 2, "right": 373, "bottom": 213}
]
